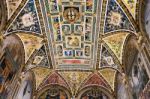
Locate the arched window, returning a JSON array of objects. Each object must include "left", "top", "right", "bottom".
[
  {"left": 80, "top": 89, "right": 109, "bottom": 99},
  {"left": 77, "top": 86, "right": 112, "bottom": 99},
  {"left": 38, "top": 86, "right": 70, "bottom": 99}
]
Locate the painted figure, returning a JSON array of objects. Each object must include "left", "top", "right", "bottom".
[
  {"left": 85, "top": 45, "right": 90, "bottom": 56},
  {"left": 57, "top": 45, "right": 63, "bottom": 56}
]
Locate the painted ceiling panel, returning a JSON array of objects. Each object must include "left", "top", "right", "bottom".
[
  {"left": 122, "top": 0, "right": 137, "bottom": 19},
  {"left": 6, "top": 0, "right": 41, "bottom": 34},
  {"left": 99, "top": 68, "right": 117, "bottom": 91},
  {"left": 41, "top": 72, "right": 69, "bottom": 89},
  {"left": 27, "top": 45, "right": 51, "bottom": 69},
  {"left": 39, "top": 0, "right": 101, "bottom": 69},
  {"left": 58, "top": 71, "right": 92, "bottom": 95},
  {"left": 6, "top": 0, "right": 22, "bottom": 19},
  {"left": 103, "top": 32, "right": 129, "bottom": 63},
  {"left": 104, "top": 0, "right": 135, "bottom": 33},
  {"left": 16, "top": 33, "right": 43, "bottom": 63},
  {"left": 2, "top": 0, "right": 141, "bottom": 96},
  {"left": 80, "top": 73, "right": 111, "bottom": 91},
  {"left": 31, "top": 67, "right": 52, "bottom": 89},
  {"left": 4, "top": 0, "right": 134, "bottom": 70},
  {"left": 100, "top": 45, "right": 118, "bottom": 68}
]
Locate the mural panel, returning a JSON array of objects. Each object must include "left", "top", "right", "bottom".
[
  {"left": 6, "top": 0, "right": 41, "bottom": 34},
  {"left": 16, "top": 33, "right": 43, "bottom": 63},
  {"left": 103, "top": 32, "right": 129, "bottom": 63},
  {"left": 81, "top": 88, "right": 109, "bottom": 99},
  {"left": 38, "top": 88, "right": 68, "bottom": 99},
  {"left": 31, "top": 67, "right": 52, "bottom": 89},
  {"left": 59, "top": 71, "right": 91, "bottom": 95},
  {"left": 104, "top": 0, "right": 135, "bottom": 33},
  {"left": 40, "top": 0, "right": 99, "bottom": 69},
  {"left": 99, "top": 68, "right": 117, "bottom": 90},
  {"left": 100, "top": 45, "right": 118, "bottom": 68},
  {"left": 122, "top": 0, "right": 137, "bottom": 18},
  {"left": 6, "top": 0, "right": 22, "bottom": 19}
]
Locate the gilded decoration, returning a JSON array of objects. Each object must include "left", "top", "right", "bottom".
[
  {"left": 104, "top": 0, "right": 135, "bottom": 33},
  {"left": 100, "top": 45, "right": 118, "bottom": 68},
  {"left": 58, "top": 71, "right": 92, "bottom": 95},
  {"left": 99, "top": 68, "right": 117, "bottom": 90},
  {"left": 80, "top": 73, "right": 112, "bottom": 91},
  {"left": 26, "top": 45, "right": 51, "bottom": 69},
  {"left": 6, "top": 0, "right": 22, "bottom": 19},
  {"left": 39, "top": 0, "right": 99, "bottom": 69},
  {"left": 0, "top": 0, "right": 145, "bottom": 98},
  {"left": 40, "top": 72, "right": 70, "bottom": 90},
  {"left": 63, "top": 7, "right": 80, "bottom": 23},
  {"left": 6, "top": 0, "right": 41, "bottom": 34},
  {"left": 122, "top": 0, "right": 137, "bottom": 18},
  {"left": 31, "top": 67, "right": 52, "bottom": 89},
  {"left": 103, "top": 32, "right": 129, "bottom": 63},
  {"left": 16, "top": 33, "right": 43, "bottom": 63}
]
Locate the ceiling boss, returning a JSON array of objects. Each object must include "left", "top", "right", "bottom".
[{"left": 63, "top": 7, "right": 80, "bottom": 23}]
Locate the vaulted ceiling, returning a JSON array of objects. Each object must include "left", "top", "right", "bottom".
[
  {"left": 3, "top": 0, "right": 139, "bottom": 70},
  {"left": 1, "top": 0, "right": 142, "bottom": 95}
]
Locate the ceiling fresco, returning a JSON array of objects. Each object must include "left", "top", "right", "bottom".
[
  {"left": 59, "top": 71, "right": 92, "bottom": 95},
  {"left": 80, "top": 73, "right": 112, "bottom": 91},
  {"left": 3, "top": 0, "right": 139, "bottom": 95},
  {"left": 103, "top": 32, "right": 129, "bottom": 63},
  {"left": 121, "top": 0, "right": 137, "bottom": 19},
  {"left": 6, "top": 0, "right": 41, "bottom": 34},
  {"left": 40, "top": 0, "right": 99, "bottom": 69},
  {"left": 4, "top": 0, "right": 136, "bottom": 69},
  {"left": 16, "top": 33, "right": 43, "bottom": 63},
  {"left": 26, "top": 45, "right": 51, "bottom": 68},
  {"left": 6, "top": 0, "right": 22, "bottom": 19},
  {"left": 39, "top": 72, "right": 70, "bottom": 90},
  {"left": 100, "top": 45, "right": 118, "bottom": 68},
  {"left": 104, "top": 0, "right": 135, "bottom": 33},
  {"left": 99, "top": 68, "right": 117, "bottom": 91},
  {"left": 31, "top": 67, "right": 52, "bottom": 89}
]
